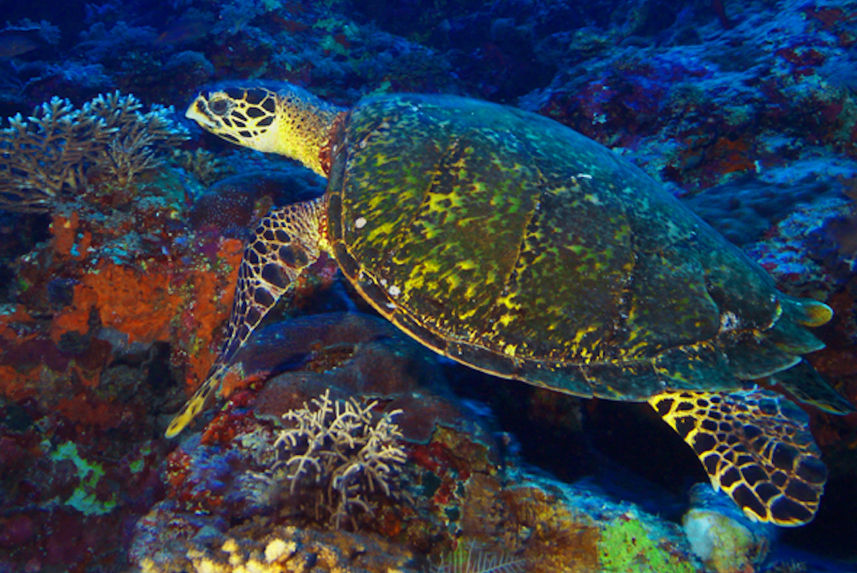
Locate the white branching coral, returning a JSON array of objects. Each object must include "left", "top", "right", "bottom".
[
  {"left": 271, "top": 390, "right": 407, "bottom": 528},
  {"left": 0, "top": 91, "right": 188, "bottom": 212}
]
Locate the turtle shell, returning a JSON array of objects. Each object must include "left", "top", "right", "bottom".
[{"left": 324, "top": 94, "right": 824, "bottom": 401}]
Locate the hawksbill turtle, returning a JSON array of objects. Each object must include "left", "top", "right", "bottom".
[{"left": 170, "top": 82, "right": 853, "bottom": 526}]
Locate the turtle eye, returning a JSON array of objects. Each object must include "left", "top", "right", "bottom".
[{"left": 208, "top": 96, "right": 230, "bottom": 116}]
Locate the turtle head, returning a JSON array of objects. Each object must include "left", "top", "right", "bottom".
[{"left": 186, "top": 83, "right": 343, "bottom": 176}]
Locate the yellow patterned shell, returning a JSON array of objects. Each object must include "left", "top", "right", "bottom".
[{"left": 324, "top": 94, "right": 824, "bottom": 401}]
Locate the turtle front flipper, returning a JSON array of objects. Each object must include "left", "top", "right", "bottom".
[
  {"left": 649, "top": 388, "right": 826, "bottom": 526},
  {"left": 165, "top": 198, "right": 328, "bottom": 438}
]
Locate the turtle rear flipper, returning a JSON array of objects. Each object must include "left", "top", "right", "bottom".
[
  {"left": 722, "top": 295, "right": 830, "bottom": 380},
  {"left": 649, "top": 388, "right": 826, "bottom": 526},
  {"left": 165, "top": 199, "right": 327, "bottom": 438},
  {"left": 772, "top": 359, "right": 855, "bottom": 415}
]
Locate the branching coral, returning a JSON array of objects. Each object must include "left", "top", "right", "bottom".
[
  {"left": 267, "top": 390, "right": 407, "bottom": 528},
  {"left": 432, "top": 541, "right": 527, "bottom": 573},
  {"left": 0, "top": 91, "right": 188, "bottom": 212},
  {"left": 172, "top": 148, "right": 233, "bottom": 186}
]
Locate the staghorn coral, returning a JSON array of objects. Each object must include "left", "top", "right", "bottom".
[
  {"left": 0, "top": 91, "right": 188, "bottom": 212},
  {"left": 254, "top": 390, "right": 408, "bottom": 528}
]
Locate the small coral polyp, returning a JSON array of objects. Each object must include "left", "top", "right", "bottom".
[{"left": 0, "top": 91, "right": 188, "bottom": 212}]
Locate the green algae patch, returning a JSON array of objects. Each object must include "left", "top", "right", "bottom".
[
  {"left": 598, "top": 511, "right": 699, "bottom": 573},
  {"left": 48, "top": 441, "right": 117, "bottom": 515}
]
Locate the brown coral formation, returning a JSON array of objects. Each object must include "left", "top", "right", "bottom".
[
  {"left": 258, "top": 390, "right": 408, "bottom": 528},
  {"left": 0, "top": 91, "right": 188, "bottom": 212}
]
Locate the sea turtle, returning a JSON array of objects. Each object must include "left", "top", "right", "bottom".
[{"left": 170, "top": 82, "right": 853, "bottom": 526}]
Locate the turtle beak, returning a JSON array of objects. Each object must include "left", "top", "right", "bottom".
[{"left": 185, "top": 93, "right": 219, "bottom": 130}]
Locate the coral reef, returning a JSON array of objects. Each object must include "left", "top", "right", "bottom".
[
  {"left": 682, "top": 484, "right": 774, "bottom": 573},
  {"left": 0, "top": 91, "right": 188, "bottom": 212},
  {"left": 431, "top": 541, "right": 527, "bottom": 573},
  {"left": 0, "top": 0, "right": 855, "bottom": 570},
  {"left": 597, "top": 512, "right": 698, "bottom": 573},
  {"left": 0, "top": 18, "right": 59, "bottom": 59},
  {"left": 134, "top": 515, "right": 420, "bottom": 573},
  {"left": 263, "top": 389, "right": 407, "bottom": 528},
  {"left": 124, "top": 310, "right": 707, "bottom": 572}
]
